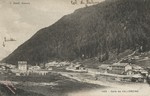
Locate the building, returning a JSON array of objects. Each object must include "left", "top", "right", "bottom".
[
  {"left": 140, "top": 70, "right": 148, "bottom": 77},
  {"left": 98, "top": 64, "right": 111, "bottom": 73},
  {"left": 45, "top": 61, "right": 59, "bottom": 67},
  {"left": 131, "top": 64, "right": 148, "bottom": 76},
  {"left": 45, "top": 66, "right": 53, "bottom": 71},
  {"left": 18, "top": 61, "right": 27, "bottom": 71},
  {"left": 131, "top": 74, "right": 145, "bottom": 82},
  {"left": 6, "top": 65, "right": 16, "bottom": 69},
  {"left": 66, "top": 64, "right": 88, "bottom": 72},
  {"left": 134, "top": 56, "right": 140, "bottom": 59},
  {"left": 132, "top": 64, "right": 143, "bottom": 71},
  {"left": 124, "top": 70, "right": 134, "bottom": 75},
  {"left": 59, "top": 61, "right": 70, "bottom": 66},
  {"left": 28, "top": 66, "right": 41, "bottom": 70},
  {"left": 28, "top": 69, "right": 50, "bottom": 76},
  {"left": 110, "top": 63, "right": 132, "bottom": 75}
]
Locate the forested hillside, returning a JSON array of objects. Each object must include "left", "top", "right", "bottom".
[{"left": 2, "top": 0, "right": 150, "bottom": 65}]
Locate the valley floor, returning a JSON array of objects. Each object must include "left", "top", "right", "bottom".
[
  {"left": 0, "top": 72, "right": 104, "bottom": 96},
  {"left": 0, "top": 69, "right": 150, "bottom": 96},
  {"left": 57, "top": 71, "right": 150, "bottom": 96}
]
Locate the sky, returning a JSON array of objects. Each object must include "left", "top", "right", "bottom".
[{"left": 0, "top": 0, "right": 104, "bottom": 60}]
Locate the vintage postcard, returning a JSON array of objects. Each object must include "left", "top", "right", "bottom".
[{"left": 0, "top": 0, "right": 150, "bottom": 96}]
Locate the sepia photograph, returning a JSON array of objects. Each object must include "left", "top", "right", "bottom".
[{"left": 0, "top": 0, "right": 150, "bottom": 96}]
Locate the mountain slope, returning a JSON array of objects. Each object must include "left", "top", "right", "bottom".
[{"left": 2, "top": 0, "right": 150, "bottom": 65}]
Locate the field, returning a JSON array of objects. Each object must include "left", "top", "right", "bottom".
[{"left": 0, "top": 72, "right": 105, "bottom": 96}]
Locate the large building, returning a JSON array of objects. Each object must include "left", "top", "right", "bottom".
[
  {"left": 18, "top": 61, "right": 28, "bottom": 71},
  {"left": 110, "top": 63, "right": 132, "bottom": 74}
]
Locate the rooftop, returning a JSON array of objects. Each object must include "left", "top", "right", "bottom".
[
  {"left": 131, "top": 64, "right": 143, "bottom": 69},
  {"left": 99, "top": 64, "right": 110, "bottom": 69},
  {"left": 112, "top": 63, "right": 129, "bottom": 67}
]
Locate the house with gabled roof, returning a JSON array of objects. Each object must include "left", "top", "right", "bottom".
[
  {"left": 66, "top": 64, "right": 88, "bottom": 72},
  {"left": 110, "top": 63, "right": 132, "bottom": 75}
]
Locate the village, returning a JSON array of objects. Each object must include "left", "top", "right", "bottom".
[
  {"left": 0, "top": 55, "right": 150, "bottom": 96},
  {"left": 0, "top": 56, "right": 150, "bottom": 84}
]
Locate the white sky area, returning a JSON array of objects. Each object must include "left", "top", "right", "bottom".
[{"left": 0, "top": 0, "right": 104, "bottom": 60}]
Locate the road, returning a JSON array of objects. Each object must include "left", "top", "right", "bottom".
[{"left": 57, "top": 71, "right": 150, "bottom": 96}]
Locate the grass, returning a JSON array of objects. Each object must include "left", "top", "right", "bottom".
[
  {"left": 6, "top": 72, "right": 66, "bottom": 83},
  {"left": 15, "top": 79, "right": 104, "bottom": 96},
  {"left": 0, "top": 83, "right": 44, "bottom": 96},
  {"left": 0, "top": 72, "right": 105, "bottom": 96}
]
